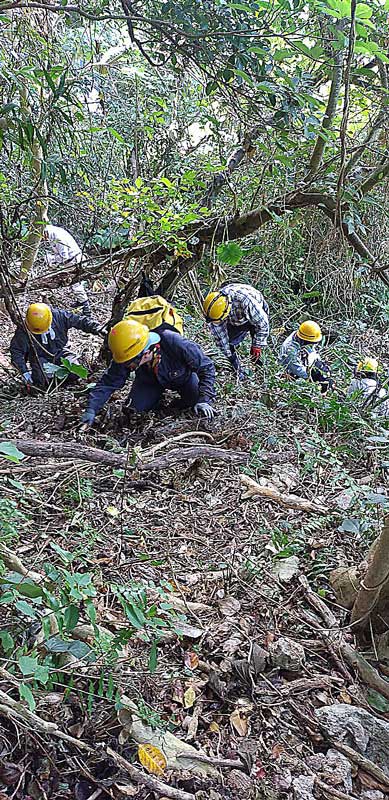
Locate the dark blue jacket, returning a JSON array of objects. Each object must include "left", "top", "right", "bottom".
[
  {"left": 10, "top": 308, "right": 100, "bottom": 374},
  {"left": 87, "top": 330, "right": 216, "bottom": 414}
]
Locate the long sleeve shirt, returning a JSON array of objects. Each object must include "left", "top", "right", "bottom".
[
  {"left": 10, "top": 308, "right": 100, "bottom": 374},
  {"left": 209, "top": 283, "right": 269, "bottom": 359},
  {"left": 279, "top": 331, "right": 320, "bottom": 379},
  {"left": 348, "top": 377, "right": 389, "bottom": 417},
  {"left": 87, "top": 330, "right": 216, "bottom": 414},
  {"left": 44, "top": 225, "right": 82, "bottom": 266}
]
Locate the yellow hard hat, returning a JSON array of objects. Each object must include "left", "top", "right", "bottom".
[
  {"left": 298, "top": 320, "right": 322, "bottom": 343},
  {"left": 357, "top": 357, "right": 378, "bottom": 373},
  {"left": 108, "top": 319, "right": 150, "bottom": 364},
  {"left": 25, "top": 303, "right": 53, "bottom": 334},
  {"left": 203, "top": 291, "right": 231, "bottom": 323}
]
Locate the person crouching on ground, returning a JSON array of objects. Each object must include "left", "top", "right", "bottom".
[
  {"left": 279, "top": 321, "right": 333, "bottom": 394},
  {"left": 10, "top": 303, "right": 103, "bottom": 388},
  {"left": 348, "top": 357, "right": 389, "bottom": 416},
  {"left": 203, "top": 283, "right": 269, "bottom": 380},
  {"left": 81, "top": 319, "right": 216, "bottom": 427}
]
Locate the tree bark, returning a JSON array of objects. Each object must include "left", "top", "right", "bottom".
[
  {"left": 0, "top": 437, "right": 247, "bottom": 470},
  {"left": 307, "top": 48, "right": 344, "bottom": 177},
  {"left": 350, "top": 516, "right": 389, "bottom": 636},
  {"left": 19, "top": 88, "right": 49, "bottom": 276}
]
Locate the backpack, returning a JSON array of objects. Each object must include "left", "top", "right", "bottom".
[{"left": 124, "top": 295, "right": 184, "bottom": 335}]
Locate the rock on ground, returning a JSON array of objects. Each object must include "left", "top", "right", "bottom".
[
  {"left": 269, "top": 637, "right": 305, "bottom": 671},
  {"left": 316, "top": 705, "right": 389, "bottom": 777},
  {"left": 292, "top": 775, "right": 315, "bottom": 800}
]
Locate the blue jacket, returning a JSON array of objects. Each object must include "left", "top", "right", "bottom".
[
  {"left": 10, "top": 308, "right": 101, "bottom": 374},
  {"left": 87, "top": 330, "right": 216, "bottom": 414}
]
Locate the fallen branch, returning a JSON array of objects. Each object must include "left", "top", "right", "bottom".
[
  {"left": 301, "top": 576, "right": 389, "bottom": 701},
  {"left": 330, "top": 740, "right": 389, "bottom": 790},
  {"left": 0, "top": 542, "right": 42, "bottom": 583},
  {"left": 240, "top": 474, "right": 329, "bottom": 514},
  {"left": 0, "top": 437, "right": 247, "bottom": 471}
]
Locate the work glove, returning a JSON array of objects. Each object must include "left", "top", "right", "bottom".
[
  {"left": 23, "top": 371, "right": 33, "bottom": 385},
  {"left": 81, "top": 409, "right": 96, "bottom": 427},
  {"left": 250, "top": 346, "right": 262, "bottom": 364},
  {"left": 194, "top": 402, "right": 215, "bottom": 420}
]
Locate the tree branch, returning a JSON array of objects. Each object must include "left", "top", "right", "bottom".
[{"left": 307, "top": 47, "right": 344, "bottom": 178}]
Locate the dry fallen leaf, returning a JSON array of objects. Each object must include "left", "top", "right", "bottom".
[
  {"left": 338, "top": 687, "right": 352, "bottom": 704},
  {"left": 209, "top": 721, "right": 220, "bottom": 734},
  {"left": 230, "top": 708, "right": 249, "bottom": 737},
  {"left": 172, "top": 681, "right": 184, "bottom": 704},
  {"left": 138, "top": 744, "right": 167, "bottom": 776},
  {"left": 184, "top": 687, "right": 196, "bottom": 709},
  {"left": 219, "top": 596, "right": 241, "bottom": 616},
  {"left": 105, "top": 505, "right": 120, "bottom": 517},
  {"left": 185, "top": 650, "right": 199, "bottom": 670}
]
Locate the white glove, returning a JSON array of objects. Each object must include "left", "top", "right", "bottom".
[{"left": 194, "top": 402, "right": 215, "bottom": 419}]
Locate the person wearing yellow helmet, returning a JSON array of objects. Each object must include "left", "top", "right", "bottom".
[
  {"left": 81, "top": 319, "right": 216, "bottom": 426},
  {"left": 348, "top": 357, "right": 389, "bottom": 416},
  {"left": 10, "top": 303, "right": 102, "bottom": 388},
  {"left": 279, "top": 321, "right": 333, "bottom": 393},
  {"left": 203, "top": 283, "right": 270, "bottom": 380}
]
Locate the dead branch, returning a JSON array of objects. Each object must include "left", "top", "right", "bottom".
[
  {"left": 0, "top": 437, "right": 247, "bottom": 471},
  {"left": 301, "top": 576, "right": 389, "bottom": 701},
  {"left": 240, "top": 474, "right": 329, "bottom": 514},
  {"left": 330, "top": 740, "right": 389, "bottom": 790}
]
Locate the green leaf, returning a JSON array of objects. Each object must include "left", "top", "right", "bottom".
[
  {"left": 368, "top": 690, "right": 389, "bottom": 712},
  {"left": 44, "top": 635, "right": 95, "bottom": 661},
  {"left": 273, "top": 49, "right": 295, "bottom": 61},
  {"left": 34, "top": 665, "right": 50, "bottom": 684},
  {"left": 64, "top": 604, "right": 80, "bottom": 631},
  {"left": 125, "top": 603, "right": 147, "bottom": 629},
  {"left": 18, "top": 655, "right": 38, "bottom": 676},
  {"left": 135, "top": 177, "right": 144, "bottom": 189},
  {"left": 19, "top": 683, "right": 36, "bottom": 711},
  {"left": 0, "top": 631, "right": 14, "bottom": 652},
  {"left": 149, "top": 640, "right": 158, "bottom": 673},
  {"left": 15, "top": 599, "right": 38, "bottom": 619},
  {"left": 235, "top": 69, "right": 253, "bottom": 86},
  {"left": 217, "top": 241, "right": 244, "bottom": 267},
  {"left": 356, "top": 2, "right": 372, "bottom": 18},
  {"left": 86, "top": 601, "right": 97, "bottom": 624},
  {"left": 0, "top": 442, "right": 25, "bottom": 463},
  {"left": 0, "top": 572, "right": 43, "bottom": 599},
  {"left": 60, "top": 358, "right": 88, "bottom": 378},
  {"left": 108, "top": 127, "right": 125, "bottom": 143}
]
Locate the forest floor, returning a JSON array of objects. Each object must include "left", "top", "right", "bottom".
[{"left": 1, "top": 280, "right": 389, "bottom": 800}]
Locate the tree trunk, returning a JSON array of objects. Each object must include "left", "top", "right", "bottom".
[{"left": 19, "top": 88, "right": 48, "bottom": 277}]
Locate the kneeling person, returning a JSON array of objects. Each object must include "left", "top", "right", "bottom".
[
  {"left": 81, "top": 319, "right": 216, "bottom": 426},
  {"left": 348, "top": 358, "right": 389, "bottom": 416},
  {"left": 279, "top": 321, "right": 333, "bottom": 394},
  {"left": 203, "top": 283, "right": 269, "bottom": 379},
  {"left": 10, "top": 303, "right": 102, "bottom": 388}
]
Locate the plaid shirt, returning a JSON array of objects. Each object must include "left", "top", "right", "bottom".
[{"left": 209, "top": 284, "right": 269, "bottom": 358}]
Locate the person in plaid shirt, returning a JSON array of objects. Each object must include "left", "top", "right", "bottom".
[{"left": 203, "top": 283, "right": 269, "bottom": 380}]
